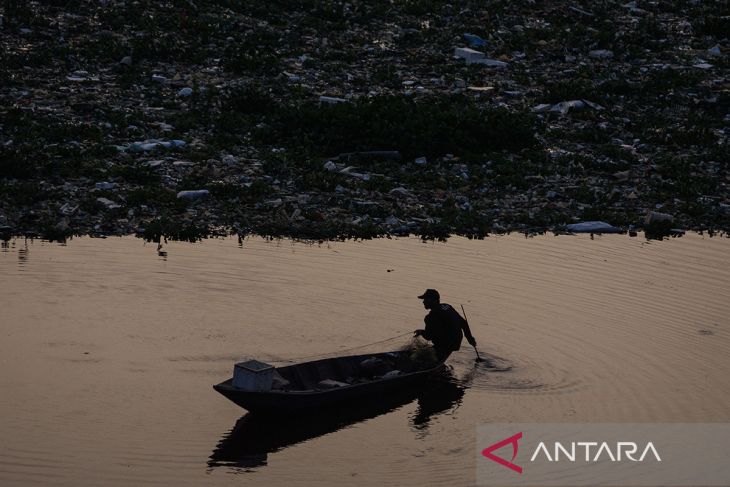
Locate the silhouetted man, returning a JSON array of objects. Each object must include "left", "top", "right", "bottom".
[{"left": 414, "top": 289, "right": 477, "bottom": 361}]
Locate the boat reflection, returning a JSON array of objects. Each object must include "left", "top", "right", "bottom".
[{"left": 208, "top": 368, "right": 466, "bottom": 470}]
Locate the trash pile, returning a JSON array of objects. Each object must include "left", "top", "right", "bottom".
[{"left": 0, "top": 1, "right": 727, "bottom": 242}]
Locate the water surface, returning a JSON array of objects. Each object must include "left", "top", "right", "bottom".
[{"left": 1, "top": 234, "right": 729, "bottom": 486}]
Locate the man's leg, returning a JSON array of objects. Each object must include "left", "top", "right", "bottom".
[{"left": 435, "top": 347, "right": 451, "bottom": 362}]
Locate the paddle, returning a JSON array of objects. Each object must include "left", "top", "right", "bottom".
[{"left": 460, "top": 304, "right": 485, "bottom": 363}]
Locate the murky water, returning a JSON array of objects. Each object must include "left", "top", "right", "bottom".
[{"left": 1, "top": 234, "right": 729, "bottom": 486}]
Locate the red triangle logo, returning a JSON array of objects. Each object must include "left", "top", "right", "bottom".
[{"left": 482, "top": 432, "right": 523, "bottom": 474}]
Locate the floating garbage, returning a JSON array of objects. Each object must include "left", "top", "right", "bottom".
[
  {"left": 453, "top": 47, "right": 508, "bottom": 67},
  {"left": 468, "top": 86, "right": 495, "bottom": 92},
  {"left": 644, "top": 212, "right": 676, "bottom": 239},
  {"left": 622, "top": 1, "right": 646, "bottom": 13},
  {"left": 533, "top": 99, "right": 604, "bottom": 115},
  {"left": 327, "top": 151, "right": 400, "bottom": 163},
  {"left": 551, "top": 100, "right": 588, "bottom": 115},
  {"left": 145, "top": 160, "right": 164, "bottom": 169},
  {"left": 470, "top": 58, "right": 508, "bottom": 68},
  {"left": 389, "top": 187, "right": 411, "bottom": 198},
  {"left": 645, "top": 211, "right": 673, "bottom": 225},
  {"left": 222, "top": 154, "right": 238, "bottom": 166},
  {"left": 566, "top": 221, "right": 622, "bottom": 233},
  {"left": 66, "top": 70, "right": 98, "bottom": 82},
  {"left": 319, "top": 95, "right": 347, "bottom": 105},
  {"left": 385, "top": 215, "right": 400, "bottom": 226},
  {"left": 1, "top": 1, "right": 726, "bottom": 241},
  {"left": 463, "top": 33, "right": 487, "bottom": 47},
  {"left": 59, "top": 203, "right": 78, "bottom": 216},
  {"left": 96, "top": 197, "right": 121, "bottom": 210},
  {"left": 176, "top": 190, "right": 210, "bottom": 200},
  {"left": 340, "top": 166, "right": 371, "bottom": 181},
  {"left": 588, "top": 49, "right": 614, "bottom": 60},
  {"left": 265, "top": 198, "right": 283, "bottom": 207},
  {"left": 118, "top": 139, "right": 187, "bottom": 153},
  {"left": 568, "top": 5, "right": 594, "bottom": 16},
  {"left": 454, "top": 47, "right": 485, "bottom": 62}
]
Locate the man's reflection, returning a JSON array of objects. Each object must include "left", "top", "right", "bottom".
[{"left": 410, "top": 374, "right": 466, "bottom": 431}]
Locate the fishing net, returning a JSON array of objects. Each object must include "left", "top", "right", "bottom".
[{"left": 400, "top": 337, "right": 438, "bottom": 367}]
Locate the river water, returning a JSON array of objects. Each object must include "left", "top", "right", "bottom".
[{"left": 1, "top": 234, "right": 728, "bottom": 486}]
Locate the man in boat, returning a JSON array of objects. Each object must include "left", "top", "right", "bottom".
[{"left": 414, "top": 289, "right": 477, "bottom": 361}]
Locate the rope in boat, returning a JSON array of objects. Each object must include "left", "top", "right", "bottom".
[{"left": 276, "top": 331, "right": 414, "bottom": 364}]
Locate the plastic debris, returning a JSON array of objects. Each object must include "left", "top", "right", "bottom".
[
  {"left": 588, "top": 49, "right": 614, "bottom": 60},
  {"left": 645, "top": 211, "right": 674, "bottom": 225},
  {"left": 59, "top": 203, "right": 79, "bottom": 216},
  {"left": 470, "top": 58, "right": 508, "bottom": 68},
  {"left": 319, "top": 95, "right": 347, "bottom": 104},
  {"left": 454, "top": 47, "right": 486, "bottom": 62},
  {"left": 568, "top": 5, "right": 594, "bottom": 16},
  {"left": 566, "top": 221, "right": 622, "bottom": 233},
  {"left": 468, "top": 86, "right": 495, "bottom": 92},
  {"left": 66, "top": 70, "right": 98, "bottom": 82},
  {"left": 463, "top": 33, "right": 487, "bottom": 47},
  {"left": 96, "top": 197, "right": 121, "bottom": 210},
  {"left": 389, "top": 187, "right": 411, "bottom": 198},
  {"left": 119, "top": 139, "right": 187, "bottom": 152},
  {"left": 533, "top": 99, "right": 604, "bottom": 115},
  {"left": 176, "top": 190, "right": 210, "bottom": 200}
]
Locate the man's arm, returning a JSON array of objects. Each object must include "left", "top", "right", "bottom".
[
  {"left": 415, "top": 313, "right": 436, "bottom": 341},
  {"left": 462, "top": 318, "right": 477, "bottom": 346},
  {"left": 452, "top": 307, "right": 477, "bottom": 346}
]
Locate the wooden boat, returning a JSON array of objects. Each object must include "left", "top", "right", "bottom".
[{"left": 213, "top": 350, "right": 445, "bottom": 413}]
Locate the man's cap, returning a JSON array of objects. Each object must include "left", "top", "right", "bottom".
[{"left": 418, "top": 289, "right": 440, "bottom": 300}]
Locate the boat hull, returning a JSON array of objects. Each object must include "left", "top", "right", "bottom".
[{"left": 213, "top": 351, "right": 444, "bottom": 413}]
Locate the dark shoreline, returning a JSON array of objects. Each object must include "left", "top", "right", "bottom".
[{"left": 1, "top": 223, "right": 724, "bottom": 245}]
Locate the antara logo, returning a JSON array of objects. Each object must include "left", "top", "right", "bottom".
[
  {"left": 482, "top": 432, "right": 523, "bottom": 474},
  {"left": 482, "top": 433, "right": 661, "bottom": 474}
]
